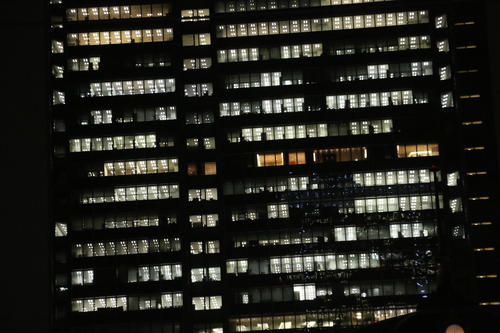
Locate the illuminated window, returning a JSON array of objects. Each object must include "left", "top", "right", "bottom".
[
  {"left": 190, "top": 241, "right": 220, "bottom": 254},
  {"left": 397, "top": 143, "right": 439, "bottom": 158},
  {"left": 184, "top": 83, "right": 213, "bottom": 97},
  {"left": 438, "top": 39, "right": 450, "bottom": 52},
  {"left": 192, "top": 296, "right": 222, "bottom": 310},
  {"left": 462, "top": 120, "right": 482, "bottom": 125},
  {"left": 182, "top": 33, "right": 211, "bottom": 46},
  {"left": 73, "top": 238, "right": 180, "bottom": 257},
  {"left": 53, "top": 91, "right": 65, "bottom": 105},
  {"left": 55, "top": 223, "right": 68, "bottom": 237},
  {"left": 204, "top": 162, "right": 217, "bottom": 175},
  {"left": 288, "top": 151, "right": 306, "bottom": 165},
  {"left": 450, "top": 198, "right": 463, "bottom": 213},
  {"left": 191, "top": 267, "right": 221, "bottom": 282},
  {"left": 183, "top": 58, "right": 212, "bottom": 70},
  {"left": 476, "top": 275, "right": 497, "bottom": 278},
  {"left": 70, "top": 134, "right": 157, "bottom": 152},
  {"left": 447, "top": 171, "right": 459, "bottom": 186},
  {"left": 52, "top": 40, "right": 64, "bottom": 53},
  {"left": 101, "top": 158, "right": 178, "bottom": 177},
  {"left": 71, "top": 269, "right": 94, "bottom": 285},
  {"left": 268, "top": 203, "right": 289, "bottom": 218},
  {"left": 472, "top": 222, "right": 492, "bottom": 226},
  {"left": 188, "top": 188, "right": 218, "bottom": 201},
  {"left": 187, "top": 138, "right": 202, "bottom": 150},
  {"left": 67, "top": 4, "right": 171, "bottom": 21},
  {"left": 86, "top": 79, "right": 175, "bottom": 97},
  {"left": 257, "top": 152, "right": 284, "bottom": 167},
  {"left": 473, "top": 247, "right": 494, "bottom": 252},
  {"left": 68, "top": 29, "right": 173, "bottom": 46},
  {"left": 435, "top": 14, "right": 447, "bottom": 28},
  {"left": 469, "top": 196, "right": 489, "bottom": 201},
  {"left": 441, "top": 92, "right": 453, "bottom": 107},
  {"left": 440, "top": 66, "right": 451, "bottom": 80},
  {"left": 181, "top": 8, "right": 210, "bottom": 22},
  {"left": 467, "top": 171, "right": 487, "bottom": 175},
  {"left": 204, "top": 137, "right": 216, "bottom": 149},
  {"left": 190, "top": 214, "right": 218, "bottom": 228}
]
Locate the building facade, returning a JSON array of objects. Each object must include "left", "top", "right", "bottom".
[{"left": 49, "top": 0, "right": 500, "bottom": 332}]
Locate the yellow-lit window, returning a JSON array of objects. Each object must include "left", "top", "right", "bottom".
[{"left": 257, "top": 153, "right": 284, "bottom": 167}]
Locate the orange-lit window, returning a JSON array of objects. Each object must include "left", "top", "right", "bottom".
[
  {"left": 467, "top": 171, "right": 487, "bottom": 175},
  {"left": 204, "top": 162, "right": 217, "bottom": 175},
  {"left": 288, "top": 152, "right": 306, "bottom": 165},
  {"left": 188, "top": 163, "right": 198, "bottom": 176},
  {"left": 257, "top": 153, "right": 284, "bottom": 167},
  {"left": 397, "top": 143, "right": 439, "bottom": 158}
]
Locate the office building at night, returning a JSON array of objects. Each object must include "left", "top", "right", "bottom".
[{"left": 49, "top": 0, "right": 500, "bottom": 332}]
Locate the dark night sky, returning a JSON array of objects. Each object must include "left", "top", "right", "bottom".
[
  {"left": 1, "top": 1, "right": 50, "bottom": 332},
  {"left": 1, "top": 1, "right": 500, "bottom": 332}
]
